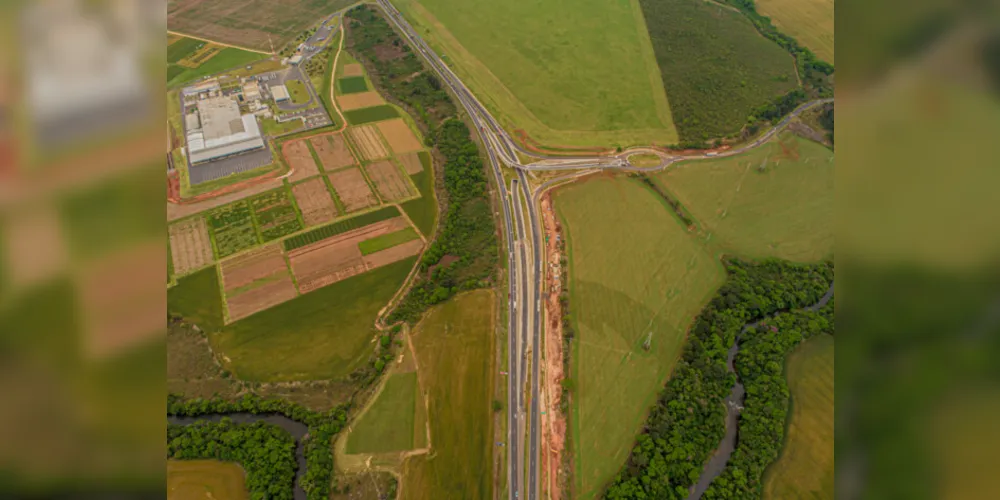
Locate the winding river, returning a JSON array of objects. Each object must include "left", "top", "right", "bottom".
[
  {"left": 168, "top": 413, "right": 310, "bottom": 500},
  {"left": 687, "top": 282, "right": 834, "bottom": 500}
]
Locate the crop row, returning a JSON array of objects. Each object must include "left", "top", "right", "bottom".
[{"left": 283, "top": 206, "right": 400, "bottom": 251}]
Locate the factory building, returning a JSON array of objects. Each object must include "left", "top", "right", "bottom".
[
  {"left": 271, "top": 84, "right": 290, "bottom": 102},
  {"left": 185, "top": 96, "right": 265, "bottom": 165}
]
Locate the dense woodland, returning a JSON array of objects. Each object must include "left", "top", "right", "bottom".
[
  {"left": 167, "top": 419, "right": 296, "bottom": 500},
  {"left": 604, "top": 259, "right": 833, "bottom": 499},
  {"left": 346, "top": 5, "right": 498, "bottom": 324}
]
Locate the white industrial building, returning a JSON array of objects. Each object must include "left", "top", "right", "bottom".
[
  {"left": 185, "top": 96, "right": 265, "bottom": 165},
  {"left": 271, "top": 84, "right": 290, "bottom": 102}
]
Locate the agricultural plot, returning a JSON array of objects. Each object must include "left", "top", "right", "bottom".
[
  {"left": 398, "top": 152, "right": 425, "bottom": 174},
  {"left": 309, "top": 134, "right": 357, "bottom": 170},
  {"left": 207, "top": 201, "right": 259, "bottom": 258},
  {"left": 347, "top": 125, "right": 390, "bottom": 161},
  {"left": 376, "top": 118, "right": 423, "bottom": 154},
  {"left": 167, "top": 36, "right": 267, "bottom": 88},
  {"left": 282, "top": 139, "right": 320, "bottom": 182},
  {"left": 763, "top": 334, "right": 834, "bottom": 500},
  {"left": 359, "top": 228, "right": 420, "bottom": 255},
  {"left": 342, "top": 63, "right": 364, "bottom": 77},
  {"left": 291, "top": 177, "right": 339, "bottom": 226},
  {"left": 286, "top": 217, "right": 412, "bottom": 292},
  {"left": 177, "top": 44, "right": 222, "bottom": 68},
  {"left": 248, "top": 188, "right": 303, "bottom": 242},
  {"left": 167, "top": 37, "right": 204, "bottom": 63},
  {"left": 329, "top": 168, "right": 379, "bottom": 212},
  {"left": 638, "top": 0, "right": 799, "bottom": 141},
  {"left": 344, "top": 105, "right": 399, "bottom": 125},
  {"left": 168, "top": 460, "right": 248, "bottom": 500},
  {"left": 364, "top": 161, "right": 415, "bottom": 202},
  {"left": 338, "top": 76, "right": 368, "bottom": 94},
  {"left": 283, "top": 206, "right": 401, "bottom": 250},
  {"left": 345, "top": 371, "right": 419, "bottom": 454},
  {"left": 337, "top": 91, "right": 385, "bottom": 111},
  {"left": 656, "top": 134, "right": 834, "bottom": 261},
  {"left": 362, "top": 239, "right": 423, "bottom": 269},
  {"left": 219, "top": 244, "right": 297, "bottom": 322},
  {"left": 554, "top": 176, "right": 725, "bottom": 498},
  {"left": 401, "top": 166, "right": 437, "bottom": 237},
  {"left": 757, "top": 0, "right": 834, "bottom": 63},
  {"left": 169, "top": 217, "right": 215, "bottom": 276}
]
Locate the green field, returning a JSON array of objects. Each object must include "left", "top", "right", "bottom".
[
  {"left": 339, "top": 76, "right": 368, "bottom": 94},
  {"left": 359, "top": 228, "right": 420, "bottom": 255},
  {"left": 638, "top": 0, "right": 798, "bottom": 141},
  {"left": 168, "top": 47, "right": 269, "bottom": 89},
  {"left": 285, "top": 79, "right": 311, "bottom": 105},
  {"left": 403, "top": 290, "right": 494, "bottom": 500},
  {"left": 757, "top": 0, "right": 834, "bottom": 63},
  {"left": 763, "top": 334, "right": 834, "bottom": 500},
  {"left": 261, "top": 116, "right": 304, "bottom": 136},
  {"left": 208, "top": 201, "right": 260, "bottom": 258},
  {"left": 344, "top": 105, "right": 400, "bottom": 125},
  {"left": 554, "top": 176, "right": 725, "bottom": 498},
  {"left": 346, "top": 372, "right": 418, "bottom": 454},
  {"left": 393, "top": 0, "right": 677, "bottom": 148},
  {"left": 283, "top": 206, "right": 401, "bottom": 250},
  {"left": 168, "top": 460, "right": 248, "bottom": 500},
  {"left": 168, "top": 37, "right": 205, "bottom": 63},
  {"left": 400, "top": 153, "right": 437, "bottom": 237},
  {"left": 249, "top": 188, "right": 303, "bottom": 241},
  {"left": 656, "top": 134, "right": 834, "bottom": 261}
]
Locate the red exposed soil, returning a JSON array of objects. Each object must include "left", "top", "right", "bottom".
[
  {"left": 167, "top": 167, "right": 283, "bottom": 204},
  {"left": 540, "top": 193, "right": 566, "bottom": 500}
]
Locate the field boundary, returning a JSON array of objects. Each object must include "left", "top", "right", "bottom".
[{"left": 166, "top": 30, "right": 272, "bottom": 55}]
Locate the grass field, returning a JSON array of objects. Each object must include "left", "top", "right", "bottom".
[
  {"left": 283, "top": 206, "right": 400, "bottom": 250},
  {"left": 168, "top": 47, "right": 268, "bottom": 89},
  {"left": 261, "top": 116, "right": 304, "bottom": 136},
  {"left": 344, "top": 105, "right": 399, "bottom": 125},
  {"left": 168, "top": 460, "right": 248, "bottom": 500},
  {"left": 403, "top": 290, "right": 494, "bottom": 500},
  {"left": 400, "top": 154, "right": 437, "bottom": 237},
  {"left": 656, "top": 133, "right": 834, "bottom": 261},
  {"left": 346, "top": 371, "right": 418, "bottom": 454},
  {"left": 554, "top": 176, "right": 725, "bottom": 499},
  {"left": 359, "top": 228, "right": 420, "bottom": 255},
  {"left": 638, "top": 0, "right": 798, "bottom": 141},
  {"left": 339, "top": 76, "right": 368, "bottom": 94},
  {"left": 762, "top": 334, "right": 834, "bottom": 500},
  {"left": 285, "top": 79, "right": 311, "bottom": 105},
  {"left": 392, "top": 0, "right": 678, "bottom": 148},
  {"left": 168, "top": 37, "right": 205, "bottom": 63},
  {"left": 757, "top": 0, "right": 834, "bottom": 63}
]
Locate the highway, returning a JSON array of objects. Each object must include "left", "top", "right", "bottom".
[{"left": 373, "top": 2, "right": 831, "bottom": 499}]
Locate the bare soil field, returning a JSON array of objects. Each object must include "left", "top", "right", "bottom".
[
  {"left": 540, "top": 193, "right": 567, "bottom": 500},
  {"left": 226, "top": 275, "right": 298, "bottom": 322},
  {"left": 342, "top": 63, "right": 364, "bottom": 77},
  {"left": 347, "top": 125, "right": 389, "bottom": 161},
  {"left": 169, "top": 217, "right": 215, "bottom": 276},
  {"left": 376, "top": 118, "right": 423, "bottom": 154},
  {"left": 291, "top": 177, "right": 338, "bottom": 226},
  {"left": 287, "top": 218, "right": 410, "bottom": 292},
  {"left": 168, "top": 178, "right": 284, "bottom": 221},
  {"left": 398, "top": 152, "right": 424, "bottom": 175},
  {"left": 361, "top": 239, "right": 423, "bottom": 268},
  {"left": 3, "top": 206, "right": 67, "bottom": 290},
  {"left": 365, "top": 161, "right": 414, "bottom": 202},
  {"left": 283, "top": 140, "right": 320, "bottom": 182},
  {"left": 337, "top": 91, "right": 385, "bottom": 111},
  {"left": 309, "top": 133, "right": 356, "bottom": 171},
  {"left": 219, "top": 243, "right": 287, "bottom": 293},
  {"left": 328, "top": 167, "right": 379, "bottom": 212}
]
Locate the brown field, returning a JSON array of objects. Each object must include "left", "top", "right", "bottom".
[
  {"left": 4, "top": 206, "right": 67, "bottom": 289},
  {"left": 283, "top": 140, "right": 320, "bottom": 182},
  {"left": 337, "top": 91, "right": 385, "bottom": 111},
  {"left": 347, "top": 125, "right": 389, "bottom": 161},
  {"left": 219, "top": 244, "right": 287, "bottom": 293},
  {"left": 328, "top": 167, "right": 379, "bottom": 212},
  {"left": 342, "top": 63, "right": 364, "bottom": 77},
  {"left": 169, "top": 217, "right": 215, "bottom": 275},
  {"left": 226, "top": 275, "right": 298, "bottom": 322},
  {"left": 398, "top": 152, "right": 424, "bottom": 175},
  {"left": 376, "top": 118, "right": 423, "bottom": 154},
  {"left": 364, "top": 161, "right": 414, "bottom": 202},
  {"left": 309, "top": 133, "right": 356, "bottom": 170},
  {"left": 362, "top": 239, "right": 423, "bottom": 268},
  {"left": 287, "top": 218, "right": 410, "bottom": 292},
  {"left": 291, "top": 177, "right": 338, "bottom": 226}
]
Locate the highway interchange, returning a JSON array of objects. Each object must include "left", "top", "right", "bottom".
[{"left": 374, "top": 2, "right": 830, "bottom": 498}]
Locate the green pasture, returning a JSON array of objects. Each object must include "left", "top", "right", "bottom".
[
  {"left": 339, "top": 76, "right": 368, "bottom": 94},
  {"left": 359, "top": 228, "right": 420, "bottom": 255},
  {"left": 400, "top": 153, "right": 437, "bottom": 237},
  {"left": 168, "top": 37, "right": 204, "bottom": 63},
  {"left": 283, "top": 206, "right": 400, "bottom": 251},
  {"left": 757, "top": 0, "right": 834, "bottom": 63},
  {"left": 344, "top": 105, "right": 399, "bottom": 125},
  {"left": 403, "top": 290, "right": 494, "bottom": 500},
  {"left": 346, "top": 372, "right": 418, "bottom": 454},
  {"left": 763, "top": 334, "right": 834, "bottom": 500},
  {"left": 392, "top": 0, "right": 677, "bottom": 148},
  {"left": 554, "top": 176, "right": 725, "bottom": 498},
  {"left": 285, "top": 79, "right": 311, "bottom": 105},
  {"left": 638, "top": 0, "right": 798, "bottom": 141},
  {"left": 167, "top": 45, "right": 268, "bottom": 89},
  {"left": 656, "top": 133, "right": 834, "bottom": 262}
]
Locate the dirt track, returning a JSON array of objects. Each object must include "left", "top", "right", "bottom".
[{"left": 540, "top": 193, "right": 566, "bottom": 500}]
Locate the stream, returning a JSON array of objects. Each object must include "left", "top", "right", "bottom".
[
  {"left": 168, "top": 413, "right": 310, "bottom": 500},
  {"left": 687, "top": 282, "right": 834, "bottom": 499}
]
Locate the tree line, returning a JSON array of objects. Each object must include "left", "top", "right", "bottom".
[{"left": 604, "top": 259, "right": 833, "bottom": 499}]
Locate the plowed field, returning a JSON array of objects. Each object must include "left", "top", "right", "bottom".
[
  {"left": 283, "top": 140, "right": 320, "bottom": 182},
  {"left": 329, "top": 167, "right": 378, "bottom": 212},
  {"left": 219, "top": 244, "right": 287, "bottom": 293},
  {"left": 347, "top": 125, "right": 389, "bottom": 161},
  {"left": 365, "top": 161, "right": 414, "bottom": 202},
  {"left": 291, "top": 177, "right": 338, "bottom": 226},
  {"left": 220, "top": 244, "right": 297, "bottom": 322},
  {"left": 362, "top": 238, "right": 423, "bottom": 268},
  {"left": 226, "top": 275, "right": 299, "bottom": 322},
  {"left": 169, "top": 217, "right": 214, "bottom": 275},
  {"left": 376, "top": 118, "right": 423, "bottom": 154},
  {"left": 309, "top": 133, "right": 356, "bottom": 171},
  {"left": 338, "top": 91, "right": 385, "bottom": 111},
  {"left": 343, "top": 63, "right": 364, "bottom": 77},
  {"left": 398, "top": 152, "right": 424, "bottom": 174}
]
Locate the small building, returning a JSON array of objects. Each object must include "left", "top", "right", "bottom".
[
  {"left": 271, "top": 84, "right": 290, "bottom": 102},
  {"left": 242, "top": 80, "right": 261, "bottom": 101},
  {"left": 289, "top": 55, "right": 303, "bottom": 65}
]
